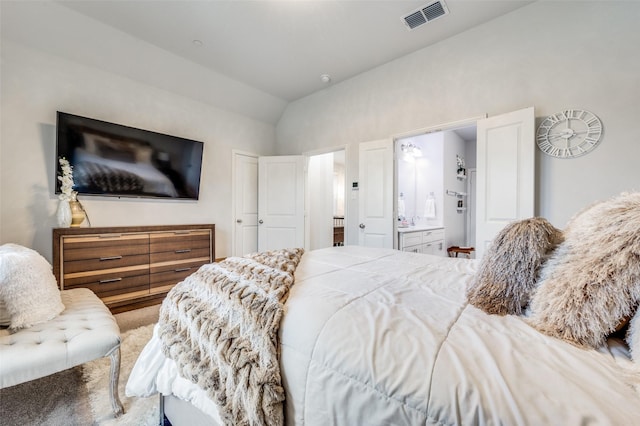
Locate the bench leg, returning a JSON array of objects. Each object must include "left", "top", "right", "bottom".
[
  {"left": 159, "top": 393, "right": 165, "bottom": 426},
  {"left": 109, "top": 346, "right": 125, "bottom": 417}
]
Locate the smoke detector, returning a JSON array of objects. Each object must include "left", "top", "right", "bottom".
[{"left": 402, "top": 0, "right": 449, "bottom": 30}]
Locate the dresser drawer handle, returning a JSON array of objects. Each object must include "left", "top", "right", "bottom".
[
  {"left": 99, "top": 278, "right": 122, "bottom": 284},
  {"left": 174, "top": 267, "right": 192, "bottom": 272},
  {"left": 174, "top": 231, "right": 190, "bottom": 235},
  {"left": 99, "top": 234, "right": 122, "bottom": 239},
  {"left": 175, "top": 249, "right": 192, "bottom": 254},
  {"left": 99, "top": 255, "right": 123, "bottom": 261}
]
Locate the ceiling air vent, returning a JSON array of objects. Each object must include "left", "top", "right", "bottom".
[{"left": 402, "top": 0, "right": 449, "bottom": 30}]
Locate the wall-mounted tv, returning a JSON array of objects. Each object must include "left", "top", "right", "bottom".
[{"left": 55, "top": 112, "right": 204, "bottom": 200}]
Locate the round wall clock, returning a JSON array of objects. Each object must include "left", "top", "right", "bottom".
[{"left": 536, "top": 109, "right": 603, "bottom": 158}]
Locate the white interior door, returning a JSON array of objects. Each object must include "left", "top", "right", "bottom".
[
  {"left": 358, "top": 139, "right": 393, "bottom": 248},
  {"left": 258, "top": 156, "right": 305, "bottom": 251},
  {"left": 232, "top": 152, "right": 258, "bottom": 256},
  {"left": 476, "top": 106, "right": 535, "bottom": 258}
]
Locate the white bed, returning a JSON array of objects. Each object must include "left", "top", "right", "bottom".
[{"left": 127, "top": 246, "right": 640, "bottom": 425}]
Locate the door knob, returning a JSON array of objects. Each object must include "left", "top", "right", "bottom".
[
  {"left": 236, "top": 219, "right": 243, "bottom": 224},
  {"left": 259, "top": 220, "right": 264, "bottom": 224},
  {"left": 359, "top": 223, "right": 365, "bottom": 229}
]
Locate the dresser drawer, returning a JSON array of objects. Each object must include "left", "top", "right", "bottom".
[
  {"left": 63, "top": 244, "right": 149, "bottom": 262},
  {"left": 149, "top": 258, "right": 208, "bottom": 275},
  {"left": 149, "top": 259, "right": 208, "bottom": 293},
  {"left": 150, "top": 230, "right": 211, "bottom": 253},
  {"left": 62, "top": 234, "right": 149, "bottom": 257},
  {"left": 63, "top": 253, "right": 150, "bottom": 274},
  {"left": 62, "top": 234, "right": 149, "bottom": 274},
  {"left": 149, "top": 230, "right": 211, "bottom": 264},
  {"left": 150, "top": 248, "right": 210, "bottom": 264},
  {"left": 64, "top": 269, "right": 149, "bottom": 299}
]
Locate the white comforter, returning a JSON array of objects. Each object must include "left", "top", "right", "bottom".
[{"left": 128, "top": 246, "right": 640, "bottom": 425}]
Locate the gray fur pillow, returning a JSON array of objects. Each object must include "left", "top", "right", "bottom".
[
  {"left": 467, "top": 217, "right": 563, "bottom": 316},
  {"left": 527, "top": 192, "right": 640, "bottom": 349}
]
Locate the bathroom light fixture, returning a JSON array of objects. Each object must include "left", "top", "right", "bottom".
[
  {"left": 320, "top": 73, "right": 332, "bottom": 84},
  {"left": 192, "top": 39, "right": 203, "bottom": 47},
  {"left": 401, "top": 143, "right": 422, "bottom": 157}
]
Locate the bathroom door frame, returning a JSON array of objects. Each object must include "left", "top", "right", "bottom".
[
  {"left": 392, "top": 115, "right": 485, "bottom": 249},
  {"left": 303, "top": 146, "right": 349, "bottom": 250}
]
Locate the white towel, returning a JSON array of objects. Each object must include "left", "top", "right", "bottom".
[{"left": 424, "top": 197, "right": 436, "bottom": 219}]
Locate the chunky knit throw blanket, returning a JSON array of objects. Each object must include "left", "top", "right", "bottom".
[{"left": 158, "top": 248, "right": 304, "bottom": 426}]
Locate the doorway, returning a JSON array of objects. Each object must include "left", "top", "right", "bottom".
[
  {"left": 307, "top": 149, "right": 346, "bottom": 250},
  {"left": 232, "top": 152, "right": 305, "bottom": 256},
  {"left": 356, "top": 107, "right": 534, "bottom": 259},
  {"left": 394, "top": 124, "right": 477, "bottom": 253}
]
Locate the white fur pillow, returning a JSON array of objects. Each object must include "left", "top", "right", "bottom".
[
  {"left": 527, "top": 192, "right": 640, "bottom": 349},
  {"left": 0, "top": 244, "right": 65, "bottom": 330},
  {"left": 467, "top": 217, "right": 563, "bottom": 316}
]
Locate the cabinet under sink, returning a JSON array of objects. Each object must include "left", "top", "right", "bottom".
[{"left": 398, "top": 227, "right": 445, "bottom": 256}]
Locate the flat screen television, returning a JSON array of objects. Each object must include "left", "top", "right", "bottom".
[{"left": 55, "top": 112, "right": 204, "bottom": 200}]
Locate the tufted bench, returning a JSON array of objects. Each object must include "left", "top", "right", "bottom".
[{"left": 0, "top": 288, "right": 124, "bottom": 417}]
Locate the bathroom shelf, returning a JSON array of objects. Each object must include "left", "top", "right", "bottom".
[{"left": 446, "top": 190, "right": 467, "bottom": 197}]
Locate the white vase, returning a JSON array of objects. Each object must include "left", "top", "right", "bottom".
[{"left": 57, "top": 199, "right": 72, "bottom": 228}]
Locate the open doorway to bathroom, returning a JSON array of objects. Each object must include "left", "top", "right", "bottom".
[
  {"left": 308, "top": 149, "right": 346, "bottom": 250},
  {"left": 395, "top": 125, "right": 477, "bottom": 256}
]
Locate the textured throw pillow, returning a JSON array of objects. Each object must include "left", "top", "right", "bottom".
[
  {"left": 0, "top": 243, "right": 65, "bottom": 330},
  {"left": 467, "top": 217, "right": 563, "bottom": 315},
  {"left": 527, "top": 192, "right": 640, "bottom": 348}
]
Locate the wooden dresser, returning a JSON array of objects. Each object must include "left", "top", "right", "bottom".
[{"left": 53, "top": 224, "right": 215, "bottom": 313}]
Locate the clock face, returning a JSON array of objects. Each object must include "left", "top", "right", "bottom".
[{"left": 536, "top": 109, "right": 603, "bottom": 158}]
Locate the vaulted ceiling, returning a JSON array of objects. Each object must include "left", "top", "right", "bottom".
[
  {"left": 58, "top": 0, "right": 533, "bottom": 102},
  {"left": 2, "top": 1, "right": 534, "bottom": 123}
]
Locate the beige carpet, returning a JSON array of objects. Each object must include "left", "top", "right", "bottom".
[{"left": 83, "top": 323, "right": 158, "bottom": 425}]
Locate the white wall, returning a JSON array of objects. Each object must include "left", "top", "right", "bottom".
[
  {"left": 0, "top": 41, "right": 277, "bottom": 261},
  {"left": 416, "top": 133, "right": 444, "bottom": 228},
  {"left": 397, "top": 133, "right": 444, "bottom": 227},
  {"left": 333, "top": 153, "right": 345, "bottom": 217},
  {"left": 308, "top": 152, "right": 334, "bottom": 250},
  {"left": 276, "top": 1, "right": 640, "bottom": 230},
  {"left": 442, "top": 131, "right": 466, "bottom": 247},
  {"left": 396, "top": 141, "right": 417, "bottom": 220}
]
